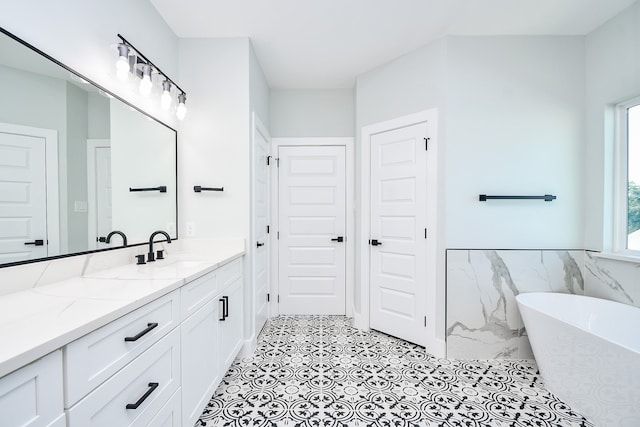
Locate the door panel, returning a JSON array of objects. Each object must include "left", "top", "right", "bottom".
[
  {"left": 254, "top": 126, "right": 269, "bottom": 334},
  {"left": 370, "top": 122, "right": 428, "bottom": 346},
  {"left": 0, "top": 131, "right": 47, "bottom": 263},
  {"left": 278, "top": 146, "right": 346, "bottom": 315}
]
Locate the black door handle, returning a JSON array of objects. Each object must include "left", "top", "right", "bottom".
[
  {"left": 223, "top": 296, "right": 229, "bottom": 318},
  {"left": 331, "top": 236, "right": 344, "bottom": 242},
  {"left": 257, "top": 241, "right": 264, "bottom": 247},
  {"left": 24, "top": 239, "right": 44, "bottom": 246},
  {"left": 370, "top": 239, "right": 382, "bottom": 246}
]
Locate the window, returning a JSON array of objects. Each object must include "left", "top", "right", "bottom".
[{"left": 616, "top": 98, "right": 640, "bottom": 252}]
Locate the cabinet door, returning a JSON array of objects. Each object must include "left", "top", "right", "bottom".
[
  {"left": 147, "top": 388, "right": 181, "bottom": 427},
  {"left": 0, "top": 351, "right": 63, "bottom": 427},
  {"left": 181, "top": 299, "right": 220, "bottom": 427},
  {"left": 218, "top": 277, "right": 243, "bottom": 372},
  {"left": 66, "top": 328, "right": 180, "bottom": 427}
]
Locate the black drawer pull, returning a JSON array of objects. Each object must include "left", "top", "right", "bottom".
[
  {"left": 219, "top": 298, "right": 226, "bottom": 321},
  {"left": 124, "top": 323, "right": 158, "bottom": 342},
  {"left": 126, "top": 382, "right": 159, "bottom": 410}
]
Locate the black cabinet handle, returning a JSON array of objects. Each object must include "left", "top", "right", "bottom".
[
  {"left": 257, "top": 241, "right": 264, "bottom": 247},
  {"left": 370, "top": 239, "right": 382, "bottom": 246},
  {"left": 223, "top": 296, "right": 229, "bottom": 318},
  {"left": 331, "top": 236, "right": 344, "bottom": 242},
  {"left": 126, "top": 382, "right": 159, "bottom": 410},
  {"left": 24, "top": 240, "right": 44, "bottom": 246},
  {"left": 219, "top": 298, "right": 226, "bottom": 321},
  {"left": 124, "top": 323, "right": 158, "bottom": 342}
]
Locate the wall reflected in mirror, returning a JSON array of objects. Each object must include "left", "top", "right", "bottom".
[{"left": 0, "top": 27, "right": 177, "bottom": 267}]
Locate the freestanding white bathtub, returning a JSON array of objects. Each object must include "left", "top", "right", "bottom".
[{"left": 516, "top": 292, "right": 640, "bottom": 427}]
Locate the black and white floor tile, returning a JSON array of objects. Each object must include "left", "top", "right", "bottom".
[{"left": 196, "top": 316, "right": 592, "bottom": 427}]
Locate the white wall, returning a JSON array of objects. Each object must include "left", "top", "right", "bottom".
[
  {"left": 178, "top": 38, "right": 250, "bottom": 240},
  {"left": 446, "top": 36, "right": 585, "bottom": 249},
  {"left": 250, "top": 43, "right": 271, "bottom": 130},
  {"left": 270, "top": 89, "right": 355, "bottom": 137},
  {"left": 584, "top": 2, "right": 640, "bottom": 251}
]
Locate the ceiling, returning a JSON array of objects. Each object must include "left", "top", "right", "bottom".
[{"left": 150, "top": 0, "right": 637, "bottom": 89}]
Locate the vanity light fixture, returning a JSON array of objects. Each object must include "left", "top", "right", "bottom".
[
  {"left": 176, "top": 93, "right": 187, "bottom": 121},
  {"left": 115, "top": 43, "right": 130, "bottom": 81},
  {"left": 160, "top": 80, "right": 172, "bottom": 110},
  {"left": 139, "top": 63, "right": 153, "bottom": 96},
  {"left": 115, "top": 34, "right": 187, "bottom": 119}
]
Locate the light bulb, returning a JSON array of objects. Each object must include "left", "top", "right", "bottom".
[
  {"left": 161, "top": 80, "right": 172, "bottom": 110},
  {"left": 139, "top": 64, "right": 152, "bottom": 96},
  {"left": 115, "top": 44, "right": 130, "bottom": 81},
  {"left": 176, "top": 93, "right": 187, "bottom": 120}
]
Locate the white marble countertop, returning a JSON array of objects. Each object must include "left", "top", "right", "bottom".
[{"left": 0, "top": 238, "right": 244, "bottom": 378}]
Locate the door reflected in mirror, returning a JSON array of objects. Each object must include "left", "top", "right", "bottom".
[{"left": 0, "top": 27, "right": 177, "bottom": 267}]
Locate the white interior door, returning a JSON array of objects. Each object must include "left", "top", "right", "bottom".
[
  {"left": 96, "top": 147, "right": 113, "bottom": 246},
  {"left": 87, "top": 140, "right": 112, "bottom": 249},
  {"left": 0, "top": 131, "right": 48, "bottom": 263},
  {"left": 278, "top": 146, "right": 346, "bottom": 315},
  {"left": 369, "top": 122, "right": 428, "bottom": 346},
  {"left": 253, "top": 121, "right": 270, "bottom": 334}
]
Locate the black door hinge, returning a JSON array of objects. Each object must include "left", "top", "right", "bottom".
[
  {"left": 267, "top": 225, "right": 270, "bottom": 234},
  {"left": 277, "top": 295, "right": 280, "bottom": 303},
  {"left": 424, "top": 137, "right": 430, "bottom": 151},
  {"left": 267, "top": 293, "right": 270, "bottom": 302},
  {"left": 277, "top": 231, "right": 280, "bottom": 240},
  {"left": 424, "top": 316, "right": 427, "bottom": 327},
  {"left": 424, "top": 228, "right": 427, "bottom": 239}
]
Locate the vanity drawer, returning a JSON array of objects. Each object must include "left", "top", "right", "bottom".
[
  {"left": 67, "top": 327, "right": 180, "bottom": 427},
  {"left": 0, "top": 351, "right": 63, "bottom": 427},
  {"left": 218, "top": 257, "right": 242, "bottom": 289},
  {"left": 64, "top": 290, "right": 180, "bottom": 406},
  {"left": 180, "top": 269, "right": 217, "bottom": 319},
  {"left": 147, "top": 388, "right": 181, "bottom": 427}
]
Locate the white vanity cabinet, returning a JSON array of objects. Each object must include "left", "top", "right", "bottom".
[
  {"left": 0, "top": 253, "right": 245, "bottom": 427},
  {"left": 181, "top": 257, "right": 243, "bottom": 427},
  {"left": 0, "top": 350, "right": 65, "bottom": 427}
]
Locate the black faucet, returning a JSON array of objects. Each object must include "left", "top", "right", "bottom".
[
  {"left": 147, "top": 230, "right": 171, "bottom": 262},
  {"left": 105, "top": 230, "right": 128, "bottom": 247}
]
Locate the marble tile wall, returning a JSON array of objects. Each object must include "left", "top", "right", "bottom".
[
  {"left": 583, "top": 251, "right": 640, "bottom": 308},
  {"left": 446, "top": 249, "right": 585, "bottom": 359}
]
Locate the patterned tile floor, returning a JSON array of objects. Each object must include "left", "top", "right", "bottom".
[{"left": 196, "top": 316, "right": 592, "bottom": 427}]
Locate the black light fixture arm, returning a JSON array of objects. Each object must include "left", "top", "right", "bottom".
[{"left": 117, "top": 34, "right": 186, "bottom": 96}]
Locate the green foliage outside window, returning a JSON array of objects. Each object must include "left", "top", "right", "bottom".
[{"left": 628, "top": 181, "right": 640, "bottom": 234}]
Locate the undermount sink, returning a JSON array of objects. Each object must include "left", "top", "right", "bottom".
[{"left": 84, "top": 256, "right": 214, "bottom": 280}]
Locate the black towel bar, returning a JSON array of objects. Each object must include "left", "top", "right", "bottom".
[
  {"left": 479, "top": 194, "right": 556, "bottom": 202},
  {"left": 129, "top": 186, "right": 166, "bottom": 193},
  {"left": 194, "top": 186, "right": 224, "bottom": 192}
]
